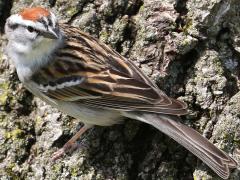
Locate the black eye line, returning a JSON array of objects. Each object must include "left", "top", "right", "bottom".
[
  {"left": 8, "top": 23, "right": 41, "bottom": 36},
  {"left": 26, "top": 26, "right": 40, "bottom": 34},
  {"left": 9, "top": 23, "right": 19, "bottom": 30}
]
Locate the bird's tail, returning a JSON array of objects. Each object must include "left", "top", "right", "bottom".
[{"left": 123, "top": 112, "right": 238, "bottom": 179}]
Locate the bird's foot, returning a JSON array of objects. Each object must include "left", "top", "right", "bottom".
[
  {"left": 51, "top": 142, "right": 79, "bottom": 161},
  {"left": 51, "top": 124, "right": 93, "bottom": 161}
]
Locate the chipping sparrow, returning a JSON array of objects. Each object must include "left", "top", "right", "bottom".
[{"left": 4, "top": 7, "right": 237, "bottom": 179}]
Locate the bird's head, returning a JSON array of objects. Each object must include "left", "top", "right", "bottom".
[{"left": 5, "top": 7, "right": 63, "bottom": 68}]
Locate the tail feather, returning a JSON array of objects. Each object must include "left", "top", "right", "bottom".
[{"left": 123, "top": 112, "right": 238, "bottom": 179}]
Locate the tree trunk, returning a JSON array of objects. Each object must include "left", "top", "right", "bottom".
[{"left": 0, "top": 0, "right": 239, "bottom": 179}]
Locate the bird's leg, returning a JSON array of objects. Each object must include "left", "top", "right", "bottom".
[{"left": 51, "top": 124, "right": 93, "bottom": 161}]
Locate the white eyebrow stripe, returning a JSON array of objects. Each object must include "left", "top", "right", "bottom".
[
  {"left": 50, "top": 12, "right": 56, "bottom": 28},
  {"left": 8, "top": 14, "right": 46, "bottom": 31},
  {"left": 42, "top": 16, "right": 49, "bottom": 27}
]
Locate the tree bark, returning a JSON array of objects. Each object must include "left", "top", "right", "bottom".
[{"left": 0, "top": 0, "right": 239, "bottom": 179}]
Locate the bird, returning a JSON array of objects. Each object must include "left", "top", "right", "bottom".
[{"left": 4, "top": 7, "right": 237, "bottom": 179}]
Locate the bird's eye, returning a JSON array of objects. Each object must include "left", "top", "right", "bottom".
[{"left": 27, "top": 26, "right": 35, "bottom": 33}]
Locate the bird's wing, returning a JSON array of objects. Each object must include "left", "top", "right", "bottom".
[{"left": 30, "top": 24, "right": 187, "bottom": 115}]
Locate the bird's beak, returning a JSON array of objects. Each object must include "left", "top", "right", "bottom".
[{"left": 41, "top": 28, "right": 59, "bottom": 39}]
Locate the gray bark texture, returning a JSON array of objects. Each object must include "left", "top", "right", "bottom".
[{"left": 0, "top": 0, "right": 240, "bottom": 179}]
